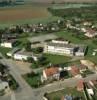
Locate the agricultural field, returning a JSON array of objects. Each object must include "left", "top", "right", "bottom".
[
  {"left": 0, "top": 5, "right": 50, "bottom": 22},
  {"left": 0, "top": 4, "right": 61, "bottom": 28},
  {"left": 25, "top": 0, "right": 97, "bottom": 3}
]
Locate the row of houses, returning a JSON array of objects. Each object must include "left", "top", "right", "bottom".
[
  {"left": 66, "top": 20, "right": 97, "bottom": 38},
  {"left": 4, "top": 19, "right": 62, "bottom": 35},
  {"left": 41, "top": 64, "right": 90, "bottom": 82}
]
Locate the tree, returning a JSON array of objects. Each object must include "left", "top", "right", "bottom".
[
  {"left": 27, "top": 57, "right": 34, "bottom": 63},
  {"left": 25, "top": 41, "right": 31, "bottom": 51}
]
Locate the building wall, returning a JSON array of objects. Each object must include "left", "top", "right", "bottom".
[
  {"left": 13, "top": 54, "right": 28, "bottom": 60},
  {"left": 44, "top": 44, "right": 74, "bottom": 56},
  {"left": 43, "top": 70, "right": 60, "bottom": 81},
  {"left": 1, "top": 42, "right": 12, "bottom": 48}
]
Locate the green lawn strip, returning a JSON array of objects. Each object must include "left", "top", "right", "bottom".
[
  {"left": 46, "top": 87, "right": 85, "bottom": 100},
  {"left": 44, "top": 54, "right": 71, "bottom": 65},
  {"left": 0, "top": 16, "right": 62, "bottom": 28}
]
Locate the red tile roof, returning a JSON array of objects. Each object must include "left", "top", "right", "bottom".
[
  {"left": 44, "top": 67, "right": 59, "bottom": 77},
  {"left": 77, "top": 80, "right": 84, "bottom": 91},
  {"left": 71, "top": 66, "right": 80, "bottom": 76}
]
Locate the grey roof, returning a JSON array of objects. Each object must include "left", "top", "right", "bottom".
[
  {"left": 46, "top": 42, "right": 76, "bottom": 49},
  {"left": 28, "top": 34, "right": 57, "bottom": 43},
  {"left": 77, "top": 45, "right": 87, "bottom": 52},
  {"left": 7, "top": 48, "right": 21, "bottom": 55}
]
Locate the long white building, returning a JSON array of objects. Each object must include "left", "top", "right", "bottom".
[
  {"left": 44, "top": 40, "right": 86, "bottom": 56},
  {"left": 44, "top": 42, "right": 75, "bottom": 56}
]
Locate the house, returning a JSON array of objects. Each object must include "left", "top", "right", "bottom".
[
  {"left": 13, "top": 51, "right": 39, "bottom": 61},
  {"left": 70, "top": 66, "right": 81, "bottom": 77},
  {"left": 44, "top": 42, "right": 75, "bottom": 56},
  {"left": 0, "top": 39, "right": 17, "bottom": 48},
  {"left": 87, "top": 89, "right": 94, "bottom": 96},
  {"left": 0, "top": 80, "right": 9, "bottom": 94},
  {"left": 43, "top": 67, "right": 60, "bottom": 81},
  {"left": 77, "top": 80, "right": 84, "bottom": 91},
  {"left": 79, "top": 65, "right": 87, "bottom": 73},
  {"left": 80, "top": 60, "right": 96, "bottom": 70},
  {"left": 85, "top": 29, "right": 97, "bottom": 38},
  {"left": 82, "top": 21, "right": 92, "bottom": 26},
  {"left": 86, "top": 82, "right": 94, "bottom": 96}
]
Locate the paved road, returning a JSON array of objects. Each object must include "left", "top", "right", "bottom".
[
  {"left": 0, "top": 57, "right": 97, "bottom": 100},
  {"left": 0, "top": 58, "right": 42, "bottom": 100}
]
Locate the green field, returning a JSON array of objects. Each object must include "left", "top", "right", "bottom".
[
  {"left": 44, "top": 54, "right": 71, "bottom": 65},
  {"left": 0, "top": 16, "right": 62, "bottom": 28}
]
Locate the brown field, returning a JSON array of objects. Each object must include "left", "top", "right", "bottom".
[
  {"left": 25, "top": 0, "right": 97, "bottom": 3},
  {"left": 0, "top": 5, "right": 51, "bottom": 22}
]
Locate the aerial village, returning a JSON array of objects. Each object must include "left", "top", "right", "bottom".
[
  {"left": 0, "top": 1, "right": 97, "bottom": 100},
  {"left": 0, "top": 16, "right": 97, "bottom": 100}
]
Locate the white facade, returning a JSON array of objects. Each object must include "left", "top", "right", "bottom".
[
  {"left": 13, "top": 52, "right": 38, "bottom": 61},
  {"left": 0, "top": 81, "right": 9, "bottom": 93},
  {"left": 75, "top": 52, "right": 85, "bottom": 56},
  {"left": 13, "top": 53, "right": 29, "bottom": 61},
  {"left": 85, "top": 32, "right": 97, "bottom": 38},
  {"left": 1, "top": 42, "right": 13, "bottom": 48},
  {"left": 52, "top": 40, "right": 69, "bottom": 44},
  {"left": 43, "top": 70, "right": 60, "bottom": 80},
  {"left": 44, "top": 43, "right": 74, "bottom": 56}
]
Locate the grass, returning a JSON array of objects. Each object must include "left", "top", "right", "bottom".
[
  {"left": 46, "top": 87, "right": 86, "bottom": 100},
  {"left": 23, "top": 73, "right": 42, "bottom": 88},
  {"left": 51, "top": 4, "right": 93, "bottom": 9},
  {"left": 0, "top": 47, "right": 11, "bottom": 56},
  {"left": 44, "top": 54, "right": 71, "bottom": 65},
  {"left": 0, "top": 16, "right": 62, "bottom": 28}
]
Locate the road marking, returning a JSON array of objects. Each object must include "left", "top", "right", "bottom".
[{"left": 11, "top": 91, "right": 16, "bottom": 100}]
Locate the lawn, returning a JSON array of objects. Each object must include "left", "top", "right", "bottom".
[
  {"left": 44, "top": 54, "right": 71, "bottom": 65},
  {"left": 46, "top": 87, "right": 85, "bottom": 100},
  {"left": 0, "top": 47, "right": 11, "bottom": 56},
  {"left": 23, "top": 73, "right": 42, "bottom": 88}
]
